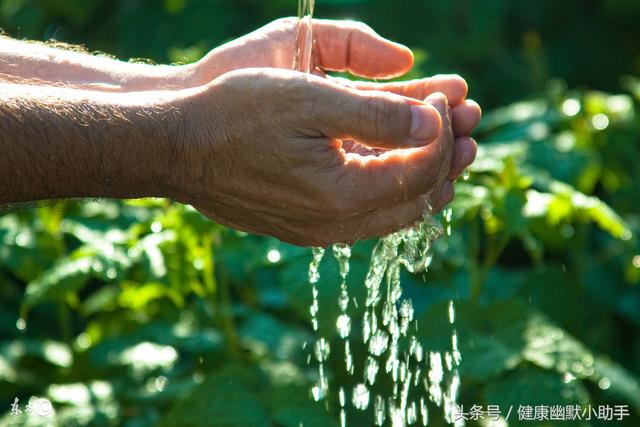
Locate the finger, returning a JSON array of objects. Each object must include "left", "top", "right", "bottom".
[
  {"left": 310, "top": 76, "right": 442, "bottom": 149},
  {"left": 431, "top": 180, "right": 455, "bottom": 213},
  {"left": 338, "top": 92, "right": 454, "bottom": 210},
  {"left": 452, "top": 100, "right": 482, "bottom": 137},
  {"left": 313, "top": 19, "right": 413, "bottom": 79},
  {"left": 339, "top": 74, "right": 469, "bottom": 106},
  {"left": 448, "top": 137, "right": 477, "bottom": 180}
]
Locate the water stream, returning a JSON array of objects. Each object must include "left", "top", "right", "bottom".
[
  {"left": 295, "top": 2, "right": 462, "bottom": 425},
  {"left": 293, "top": 0, "right": 315, "bottom": 73}
]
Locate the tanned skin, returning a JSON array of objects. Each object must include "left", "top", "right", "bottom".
[{"left": 0, "top": 19, "right": 480, "bottom": 247}]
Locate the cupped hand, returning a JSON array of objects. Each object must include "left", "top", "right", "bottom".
[
  {"left": 170, "top": 68, "right": 456, "bottom": 247},
  {"left": 192, "top": 18, "right": 481, "bottom": 199}
]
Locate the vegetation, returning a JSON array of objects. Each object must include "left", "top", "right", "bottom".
[{"left": 0, "top": 1, "right": 639, "bottom": 426}]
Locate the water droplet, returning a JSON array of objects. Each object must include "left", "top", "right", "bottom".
[
  {"left": 308, "top": 247, "right": 324, "bottom": 284},
  {"left": 448, "top": 301, "right": 455, "bottom": 324},
  {"left": 314, "top": 338, "right": 330, "bottom": 362},
  {"left": 369, "top": 331, "right": 389, "bottom": 356},
  {"left": 420, "top": 398, "right": 428, "bottom": 426},
  {"left": 308, "top": 248, "right": 324, "bottom": 334},
  {"left": 365, "top": 357, "right": 379, "bottom": 385},
  {"left": 311, "top": 380, "right": 328, "bottom": 401},
  {"left": 352, "top": 383, "right": 370, "bottom": 410},
  {"left": 428, "top": 352, "right": 444, "bottom": 405},
  {"left": 336, "top": 314, "right": 351, "bottom": 338},
  {"left": 563, "top": 372, "right": 576, "bottom": 383},
  {"left": 106, "top": 267, "right": 117, "bottom": 280},
  {"left": 390, "top": 403, "right": 405, "bottom": 427},
  {"left": 76, "top": 332, "right": 92, "bottom": 349},
  {"left": 16, "top": 318, "right": 26, "bottom": 330},
  {"left": 333, "top": 243, "right": 352, "bottom": 277},
  {"left": 562, "top": 98, "right": 581, "bottom": 116},
  {"left": 267, "top": 249, "right": 281, "bottom": 263},
  {"left": 92, "top": 260, "right": 104, "bottom": 272},
  {"left": 155, "top": 375, "right": 168, "bottom": 391},
  {"left": 399, "top": 299, "right": 414, "bottom": 335},
  {"left": 374, "top": 395, "right": 386, "bottom": 426},
  {"left": 592, "top": 113, "right": 609, "bottom": 130},
  {"left": 150, "top": 221, "right": 162, "bottom": 233},
  {"left": 345, "top": 341, "right": 354, "bottom": 374},
  {"left": 407, "top": 401, "right": 417, "bottom": 424}
]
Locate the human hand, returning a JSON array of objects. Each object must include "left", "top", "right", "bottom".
[
  {"left": 191, "top": 18, "right": 415, "bottom": 83},
  {"left": 335, "top": 76, "right": 480, "bottom": 212},
  {"left": 191, "top": 18, "right": 480, "bottom": 135},
  {"left": 169, "top": 68, "right": 455, "bottom": 247},
  {"left": 191, "top": 18, "right": 480, "bottom": 200}
]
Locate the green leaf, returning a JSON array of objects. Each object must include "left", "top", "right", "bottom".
[
  {"left": 159, "top": 367, "right": 270, "bottom": 427},
  {"left": 21, "top": 257, "right": 92, "bottom": 314},
  {"left": 239, "top": 312, "right": 312, "bottom": 361},
  {"left": 522, "top": 311, "right": 640, "bottom": 410},
  {"left": 484, "top": 365, "right": 590, "bottom": 426}
]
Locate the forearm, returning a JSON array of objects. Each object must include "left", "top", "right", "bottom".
[
  {"left": 0, "top": 37, "right": 198, "bottom": 91},
  {"left": 0, "top": 83, "right": 182, "bottom": 204}
]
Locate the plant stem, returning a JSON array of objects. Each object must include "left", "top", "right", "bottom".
[
  {"left": 468, "top": 218, "right": 482, "bottom": 302},
  {"left": 470, "top": 226, "right": 511, "bottom": 303},
  {"left": 57, "top": 301, "right": 72, "bottom": 345},
  {"left": 203, "top": 231, "right": 240, "bottom": 357}
]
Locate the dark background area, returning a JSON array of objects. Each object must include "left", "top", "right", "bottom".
[{"left": 2, "top": 0, "right": 640, "bottom": 108}]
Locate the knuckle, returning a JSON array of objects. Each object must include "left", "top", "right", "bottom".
[
  {"left": 266, "top": 17, "right": 299, "bottom": 35},
  {"left": 275, "top": 17, "right": 297, "bottom": 26},
  {"left": 347, "top": 20, "right": 374, "bottom": 34}
]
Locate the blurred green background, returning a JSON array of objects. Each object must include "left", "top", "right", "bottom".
[{"left": 1, "top": 0, "right": 639, "bottom": 426}]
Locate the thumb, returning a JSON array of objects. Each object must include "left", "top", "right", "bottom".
[{"left": 310, "top": 81, "right": 442, "bottom": 150}]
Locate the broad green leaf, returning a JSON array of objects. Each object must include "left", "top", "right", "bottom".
[
  {"left": 22, "top": 257, "right": 92, "bottom": 314},
  {"left": 159, "top": 367, "right": 269, "bottom": 427},
  {"left": 239, "top": 312, "right": 312, "bottom": 361},
  {"left": 522, "top": 312, "right": 640, "bottom": 410},
  {"left": 484, "top": 365, "right": 590, "bottom": 426}
]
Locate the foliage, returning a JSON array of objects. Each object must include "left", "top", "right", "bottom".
[{"left": 1, "top": 1, "right": 640, "bottom": 426}]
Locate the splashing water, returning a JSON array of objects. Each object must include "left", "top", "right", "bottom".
[
  {"left": 295, "top": 1, "right": 463, "bottom": 425},
  {"left": 359, "top": 215, "right": 462, "bottom": 427},
  {"left": 306, "top": 214, "right": 463, "bottom": 425}
]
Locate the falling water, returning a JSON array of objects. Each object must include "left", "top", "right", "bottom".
[
  {"left": 359, "top": 214, "right": 463, "bottom": 427},
  {"left": 293, "top": 0, "right": 315, "bottom": 73},
  {"left": 333, "top": 242, "right": 353, "bottom": 427},
  {"left": 295, "top": 1, "right": 462, "bottom": 425},
  {"left": 308, "top": 247, "right": 329, "bottom": 401}
]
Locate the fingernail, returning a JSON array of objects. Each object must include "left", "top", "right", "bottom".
[
  {"left": 410, "top": 105, "right": 440, "bottom": 141},
  {"left": 426, "top": 91, "right": 448, "bottom": 107}
]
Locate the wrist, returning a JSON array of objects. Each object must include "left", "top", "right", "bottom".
[
  {"left": 60, "top": 89, "right": 187, "bottom": 201},
  {"left": 157, "top": 82, "right": 226, "bottom": 206},
  {"left": 121, "top": 90, "right": 191, "bottom": 199}
]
